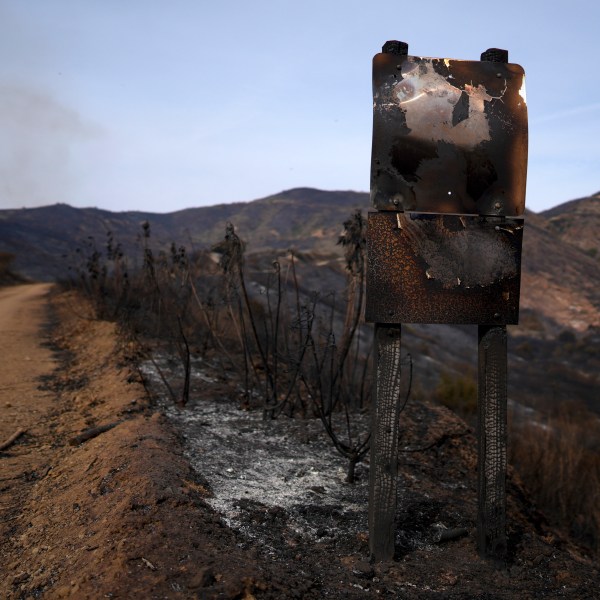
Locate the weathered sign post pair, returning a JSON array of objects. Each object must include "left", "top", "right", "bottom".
[{"left": 366, "top": 41, "right": 528, "bottom": 562}]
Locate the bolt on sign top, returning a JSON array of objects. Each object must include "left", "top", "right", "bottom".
[{"left": 370, "top": 51, "right": 528, "bottom": 216}]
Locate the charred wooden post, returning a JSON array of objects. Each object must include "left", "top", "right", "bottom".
[
  {"left": 368, "top": 323, "right": 403, "bottom": 560},
  {"left": 477, "top": 324, "right": 508, "bottom": 559}
]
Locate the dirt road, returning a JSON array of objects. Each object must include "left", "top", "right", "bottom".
[
  {"left": 0, "top": 284, "right": 58, "bottom": 570},
  {"left": 0, "top": 283, "right": 56, "bottom": 445},
  {"left": 0, "top": 288, "right": 272, "bottom": 599}
]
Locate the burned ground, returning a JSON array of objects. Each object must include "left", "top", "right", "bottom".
[{"left": 0, "top": 287, "right": 597, "bottom": 599}]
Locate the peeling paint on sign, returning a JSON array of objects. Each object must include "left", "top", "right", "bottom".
[
  {"left": 370, "top": 54, "right": 528, "bottom": 216},
  {"left": 388, "top": 58, "right": 496, "bottom": 149}
]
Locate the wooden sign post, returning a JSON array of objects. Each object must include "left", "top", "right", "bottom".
[{"left": 366, "top": 41, "right": 528, "bottom": 562}]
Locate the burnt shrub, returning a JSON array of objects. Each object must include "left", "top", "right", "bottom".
[{"left": 510, "top": 402, "right": 600, "bottom": 555}]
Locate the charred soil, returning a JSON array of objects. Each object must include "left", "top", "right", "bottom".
[{"left": 0, "top": 287, "right": 598, "bottom": 599}]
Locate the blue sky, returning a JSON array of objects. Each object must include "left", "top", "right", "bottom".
[{"left": 0, "top": 1, "right": 598, "bottom": 214}]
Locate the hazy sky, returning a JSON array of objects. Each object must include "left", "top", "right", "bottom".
[{"left": 1, "top": 1, "right": 598, "bottom": 214}]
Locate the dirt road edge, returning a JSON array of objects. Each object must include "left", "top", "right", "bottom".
[{"left": 0, "top": 291, "right": 271, "bottom": 599}]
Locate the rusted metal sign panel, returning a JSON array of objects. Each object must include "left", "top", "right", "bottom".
[
  {"left": 371, "top": 54, "right": 528, "bottom": 216},
  {"left": 366, "top": 212, "right": 523, "bottom": 324}
]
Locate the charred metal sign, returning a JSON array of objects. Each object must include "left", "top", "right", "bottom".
[
  {"left": 371, "top": 53, "right": 528, "bottom": 216},
  {"left": 366, "top": 50, "right": 527, "bottom": 326},
  {"left": 367, "top": 42, "right": 528, "bottom": 564},
  {"left": 366, "top": 212, "right": 523, "bottom": 324}
]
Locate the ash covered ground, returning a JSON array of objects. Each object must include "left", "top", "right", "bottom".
[{"left": 140, "top": 355, "right": 599, "bottom": 599}]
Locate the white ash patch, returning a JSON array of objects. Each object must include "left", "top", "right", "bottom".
[{"left": 140, "top": 359, "right": 370, "bottom": 542}]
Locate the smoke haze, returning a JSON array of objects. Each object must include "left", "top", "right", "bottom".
[{"left": 0, "top": 82, "right": 100, "bottom": 209}]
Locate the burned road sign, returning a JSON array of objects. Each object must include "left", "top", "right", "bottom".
[
  {"left": 366, "top": 42, "right": 528, "bottom": 563},
  {"left": 370, "top": 53, "right": 528, "bottom": 216}
]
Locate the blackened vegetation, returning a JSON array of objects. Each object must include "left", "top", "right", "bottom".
[
  {"left": 66, "top": 213, "right": 600, "bottom": 558},
  {"left": 68, "top": 211, "right": 390, "bottom": 482},
  {"left": 0, "top": 252, "right": 27, "bottom": 286}
]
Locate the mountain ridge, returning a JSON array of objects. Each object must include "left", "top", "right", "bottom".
[
  {"left": 0, "top": 188, "right": 371, "bottom": 281},
  {"left": 0, "top": 187, "right": 599, "bottom": 335}
]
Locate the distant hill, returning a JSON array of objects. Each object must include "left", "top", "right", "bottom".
[
  {"left": 541, "top": 192, "right": 600, "bottom": 259},
  {"left": 0, "top": 189, "right": 370, "bottom": 281}
]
